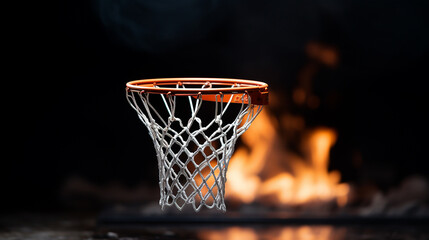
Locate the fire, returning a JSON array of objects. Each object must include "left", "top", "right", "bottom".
[
  {"left": 226, "top": 108, "right": 277, "bottom": 203},
  {"left": 226, "top": 109, "right": 349, "bottom": 207}
]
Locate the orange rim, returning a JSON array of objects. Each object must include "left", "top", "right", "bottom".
[{"left": 126, "top": 78, "right": 269, "bottom": 105}]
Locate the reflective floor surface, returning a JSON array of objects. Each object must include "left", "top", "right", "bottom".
[{"left": 1, "top": 213, "right": 428, "bottom": 240}]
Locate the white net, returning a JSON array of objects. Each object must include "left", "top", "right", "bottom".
[{"left": 126, "top": 83, "right": 263, "bottom": 212}]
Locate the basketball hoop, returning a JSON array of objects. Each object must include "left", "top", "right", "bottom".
[{"left": 126, "top": 78, "right": 268, "bottom": 211}]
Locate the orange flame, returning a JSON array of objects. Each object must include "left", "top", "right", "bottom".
[{"left": 226, "top": 109, "right": 349, "bottom": 207}]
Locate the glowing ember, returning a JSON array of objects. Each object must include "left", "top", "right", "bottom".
[{"left": 226, "top": 109, "right": 350, "bottom": 207}]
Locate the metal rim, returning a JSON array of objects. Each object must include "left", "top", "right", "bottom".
[
  {"left": 126, "top": 77, "right": 267, "bottom": 93},
  {"left": 126, "top": 78, "right": 269, "bottom": 105}
]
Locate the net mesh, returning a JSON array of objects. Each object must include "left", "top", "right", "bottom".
[{"left": 126, "top": 83, "right": 263, "bottom": 211}]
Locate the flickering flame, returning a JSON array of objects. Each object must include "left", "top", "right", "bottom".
[
  {"left": 227, "top": 109, "right": 275, "bottom": 203},
  {"left": 226, "top": 109, "right": 349, "bottom": 207}
]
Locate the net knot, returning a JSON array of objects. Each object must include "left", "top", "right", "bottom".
[{"left": 203, "top": 81, "right": 212, "bottom": 88}]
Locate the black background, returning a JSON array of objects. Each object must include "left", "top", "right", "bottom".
[{"left": 3, "top": 0, "right": 429, "bottom": 212}]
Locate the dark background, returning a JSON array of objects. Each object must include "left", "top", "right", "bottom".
[{"left": 4, "top": 0, "right": 428, "bottom": 213}]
